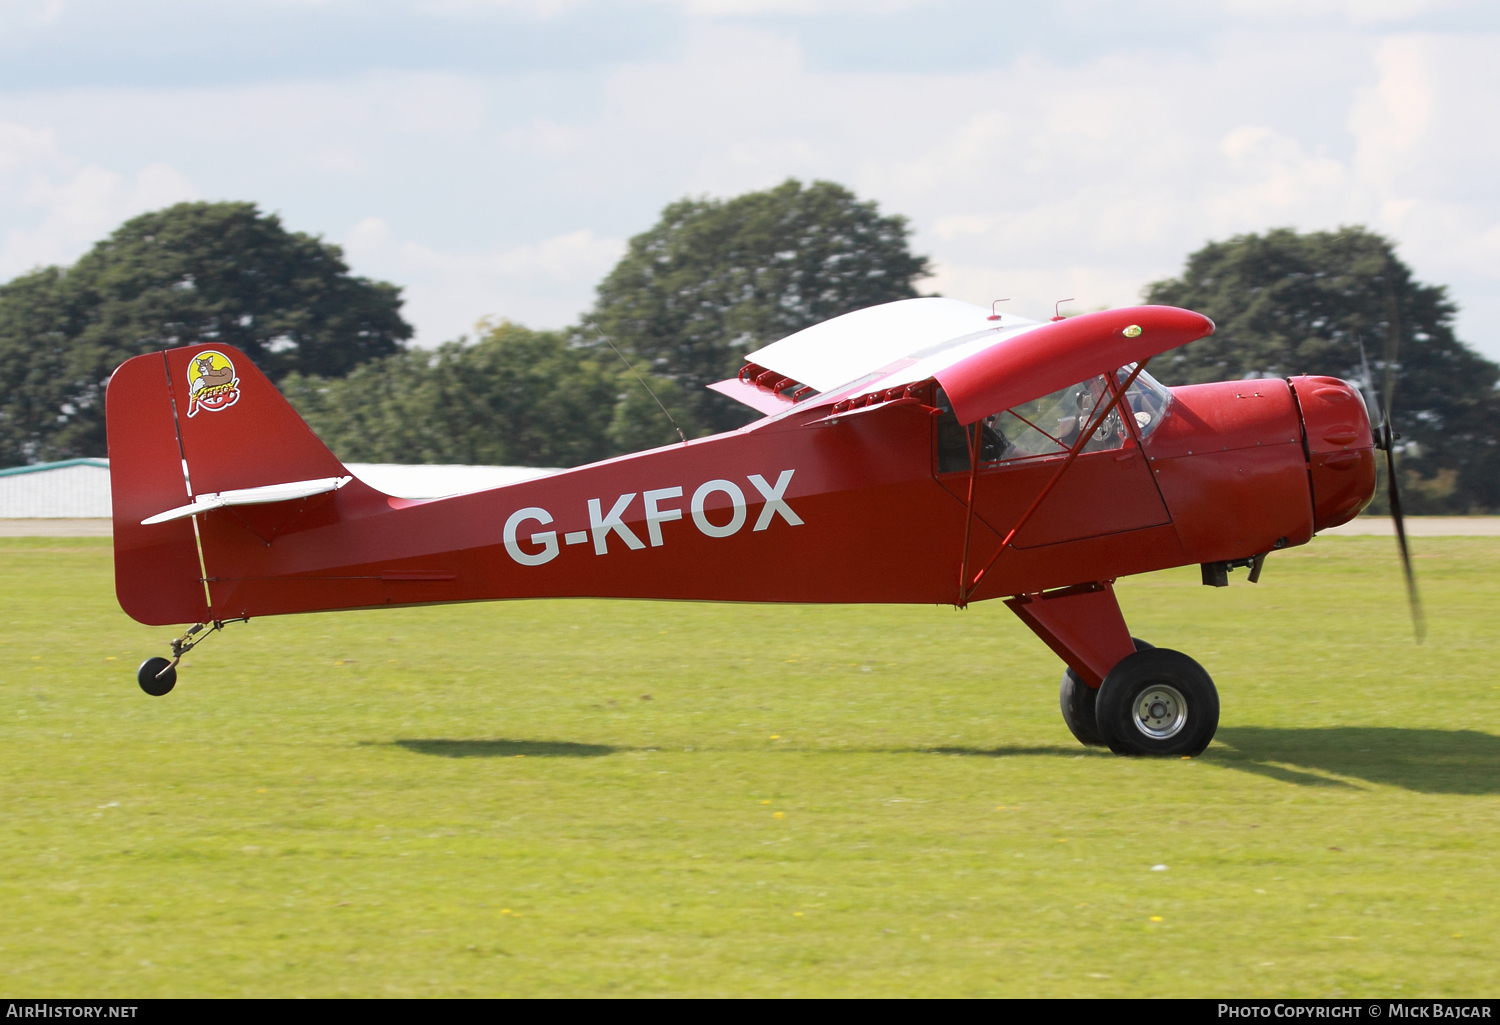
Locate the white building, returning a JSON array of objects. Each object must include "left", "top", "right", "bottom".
[
  {"left": 0, "top": 459, "right": 559, "bottom": 519},
  {"left": 0, "top": 459, "right": 113, "bottom": 517}
]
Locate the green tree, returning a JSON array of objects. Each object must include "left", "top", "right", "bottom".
[
  {"left": 284, "top": 320, "right": 690, "bottom": 467},
  {"left": 588, "top": 178, "right": 932, "bottom": 435},
  {"left": 1145, "top": 227, "right": 1500, "bottom": 513},
  {"left": 0, "top": 267, "right": 81, "bottom": 465},
  {"left": 0, "top": 201, "right": 410, "bottom": 466}
]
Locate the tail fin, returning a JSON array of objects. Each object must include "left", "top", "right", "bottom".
[{"left": 107, "top": 344, "right": 348, "bottom": 625}]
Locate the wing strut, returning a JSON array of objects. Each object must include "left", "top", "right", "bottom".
[
  {"left": 956, "top": 417, "right": 985, "bottom": 607},
  {"left": 960, "top": 360, "right": 1150, "bottom": 604}
]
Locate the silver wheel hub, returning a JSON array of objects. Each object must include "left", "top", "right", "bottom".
[{"left": 1133, "top": 684, "right": 1188, "bottom": 739}]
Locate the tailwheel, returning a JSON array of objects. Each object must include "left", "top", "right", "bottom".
[
  {"left": 1095, "top": 648, "right": 1219, "bottom": 756},
  {"left": 137, "top": 657, "right": 177, "bottom": 697},
  {"left": 1059, "top": 638, "right": 1153, "bottom": 748},
  {"left": 134, "top": 618, "right": 247, "bottom": 697}
]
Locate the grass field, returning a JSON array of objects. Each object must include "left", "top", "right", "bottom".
[{"left": 1, "top": 535, "right": 1497, "bottom": 997}]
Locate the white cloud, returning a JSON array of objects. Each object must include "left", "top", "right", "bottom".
[
  {"left": 414, "top": 0, "right": 589, "bottom": 16},
  {"left": 498, "top": 118, "right": 588, "bottom": 157},
  {"left": 1205, "top": 126, "right": 1350, "bottom": 229},
  {"left": 0, "top": 0, "right": 65, "bottom": 29},
  {"left": 2, "top": 10, "right": 1500, "bottom": 360},
  {"left": 1216, "top": 0, "right": 1461, "bottom": 25},
  {"left": 1351, "top": 36, "right": 1434, "bottom": 186},
  {"left": 342, "top": 217, "right": 626, "bottom": 343},
  {"left": 0, "top": 120, "right": 59, "bottom": 173},
  {"left": 0, "top": 119, "right": 197, "bottom": 278},
  {"left": 555, "top": 23, "right": 1500, "bottom": 337},
  {"left": 661, "top": 0, "right": 932, "bottom": 13},
  {"left": 1341, "top": 32, "right": 1500, "bottom": 335}
]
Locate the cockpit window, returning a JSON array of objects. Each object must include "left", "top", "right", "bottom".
[
  {"left": 935, "top": 369, "right": 1169, "bottom": 473},
  {"left": 991, "top": 377, "right": 1126, "bottom": 460},
  {"left": 1118, "top": 364, "right": 1172, "bottom": 437}
]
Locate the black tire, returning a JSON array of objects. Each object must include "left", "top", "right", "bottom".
[
  {"left": 137, "top": 657, "right": 177, "bottom": 697},
  {"left": 1096, "top": 648, "right": 1218, "bottom": 756},
  {"left": 1059, "top": 638, "right": 1153, "bottom": 748}
]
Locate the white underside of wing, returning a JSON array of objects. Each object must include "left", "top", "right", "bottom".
[
  {"left": 142, "top": 476, "right": 353, "bottom": 525},
  {"left": 745, "top": 297, "right": 1042, "bottom": 393}
]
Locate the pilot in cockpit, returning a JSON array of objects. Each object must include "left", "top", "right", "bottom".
[
  {"left": 1056, "top": 379, "right": 1124, "bottom": 451},
  {"left": 1056, "top": 386, "right": 1092, "bottom": 448}
]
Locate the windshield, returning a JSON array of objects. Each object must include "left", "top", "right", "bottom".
[
  {"left": 933, "top": 366, "right": 1172, "bottom": 473},
  {"left": 990, "top": 377, "right": 1126, "bottom": 461},
  {"left": 1118, "top": 364, "right": 1172, "bottom": 437}
]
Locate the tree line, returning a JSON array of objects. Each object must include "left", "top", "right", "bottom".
[
  {"left": 1, "top": 184, "right": 1496, "bottom": 512},
  {"left": 282, "top": 179, "right": 931, "bottom": 464}
]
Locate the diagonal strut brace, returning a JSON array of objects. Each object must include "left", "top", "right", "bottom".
[{"left": 959, "top": 360, "right": 1150, "bottom": 604}]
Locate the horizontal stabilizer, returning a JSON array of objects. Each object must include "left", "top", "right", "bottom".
[{"left": 142, "top": 476, "right": 352, "bottom": 525}]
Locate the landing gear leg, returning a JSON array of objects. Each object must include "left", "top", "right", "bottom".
[
  {"left": 1006, "top": 582, "right": 1137, "bottom": 746},
  {"left": 1005, "top": 583, "right": 1219, "bottom": 755},
  {"left": 135, "top": 618, "right": 246, "bottom": 697}
]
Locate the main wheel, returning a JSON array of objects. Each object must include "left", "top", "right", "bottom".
[
  {"left": 1059, "top": 638, "right": 1153, "bottom": 748},
  {"left": 137, "top": 657, "right": 177, "bottom": 697},
  {"left": 1095, "top": 648, "right": 1218, "bottom": 756}
]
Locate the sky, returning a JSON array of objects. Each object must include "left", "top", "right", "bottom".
[{"left": 2, "top": 0, "right": 1499, "bottom": 357}]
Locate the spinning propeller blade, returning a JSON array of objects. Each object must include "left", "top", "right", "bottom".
[
  {"left": 1357, "top": 338, "right": 1425, "bottom": 643},
  {"left": 1383, "top": 426, "right": 1426, "bottom": 643}
]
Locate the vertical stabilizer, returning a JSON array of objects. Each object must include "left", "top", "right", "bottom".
[{"left": 107, "top": 344, "right": 348, "bottom": 626}]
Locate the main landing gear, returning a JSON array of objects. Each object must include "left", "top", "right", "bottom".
[
  {"left": 1059, "top": 637, "right": 1152, "bottom": 748},
  {"left": 1092, "top": 646, "right": 1219, "bottom": 756},
  {"left": 1008, "top": 582, "right": 1220, "bottom": 756},
  {"left": 135, "top": 618, "right": 246, "bottom": 697}
]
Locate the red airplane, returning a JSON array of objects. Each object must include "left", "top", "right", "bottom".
[{"left": 107, "top": 298, "right": 1409, "bottom": 756}]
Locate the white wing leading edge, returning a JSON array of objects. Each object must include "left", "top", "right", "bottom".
[
  {"left": 711, "top": 298, "right": 1046, "bottom": 413},
  {"left": 743, "top": 298, "right": 1043, "bottom": 393},
  {"left": 715, "top": 298, "right": 1213, "bottom": 423}
]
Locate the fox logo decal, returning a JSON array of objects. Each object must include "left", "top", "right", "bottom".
[{"left": 186, "top": 350, "right": 241, "bottom": 418}]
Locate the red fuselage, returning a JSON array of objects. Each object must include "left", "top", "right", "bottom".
[{"left": 108, "top": 341, "right": 1376, "bottom": 627}]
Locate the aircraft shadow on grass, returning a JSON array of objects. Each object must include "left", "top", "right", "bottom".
[
  {"left": 912, "top": 726, "right": 1500, "bottom": 798},
  {"left": 923, "top": 745, "right": 1111, "bottom": 759},
  {"left": 392, "top": 739, "right": 618, "bottom": 758},
  {"left": 388, "top": 729, "right": 1499, "bottom": 794},
  {"left": 1205, "top": 727, "right": 1500, "bottom": 795},
  {"left": 926, "top": 728, "right": 1500, "bottom": 794}
]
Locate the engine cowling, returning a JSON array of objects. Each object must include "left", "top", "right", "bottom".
[{"left": 1289, "top": 376, "right": 1378, "bottom": 531}]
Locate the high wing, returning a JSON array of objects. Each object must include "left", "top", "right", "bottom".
[
  {"left": 931, "top": 305, "right": 1214, "bottom": 423},
  {"left": 745, "top": 297, "right": 1024, "bottom": 392},
  {"left": 714, "top": 298, "right": 1213, "bottom": 424}
]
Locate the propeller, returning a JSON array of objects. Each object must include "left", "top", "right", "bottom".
[{"left": 1357, "top": 339, "right": 1426, "bottom": 643}]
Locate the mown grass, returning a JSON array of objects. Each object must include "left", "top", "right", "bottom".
[{"left": 1, "top": 535, "right": 1496, "bottom": 997}]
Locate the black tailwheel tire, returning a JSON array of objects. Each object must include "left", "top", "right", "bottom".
[
  {"left": 1095, "top": 647, "right": 1218, "bottom": 756},
  {"left": 1059, "top": 638, "right": 1154, "bottom": 748},
  {"left": 137, "top": 657, "right": 177, "bottom": 697}
]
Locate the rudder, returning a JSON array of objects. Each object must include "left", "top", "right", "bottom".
[{"left": 107, "top": 344, "right": 347, "bottom": 626}]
